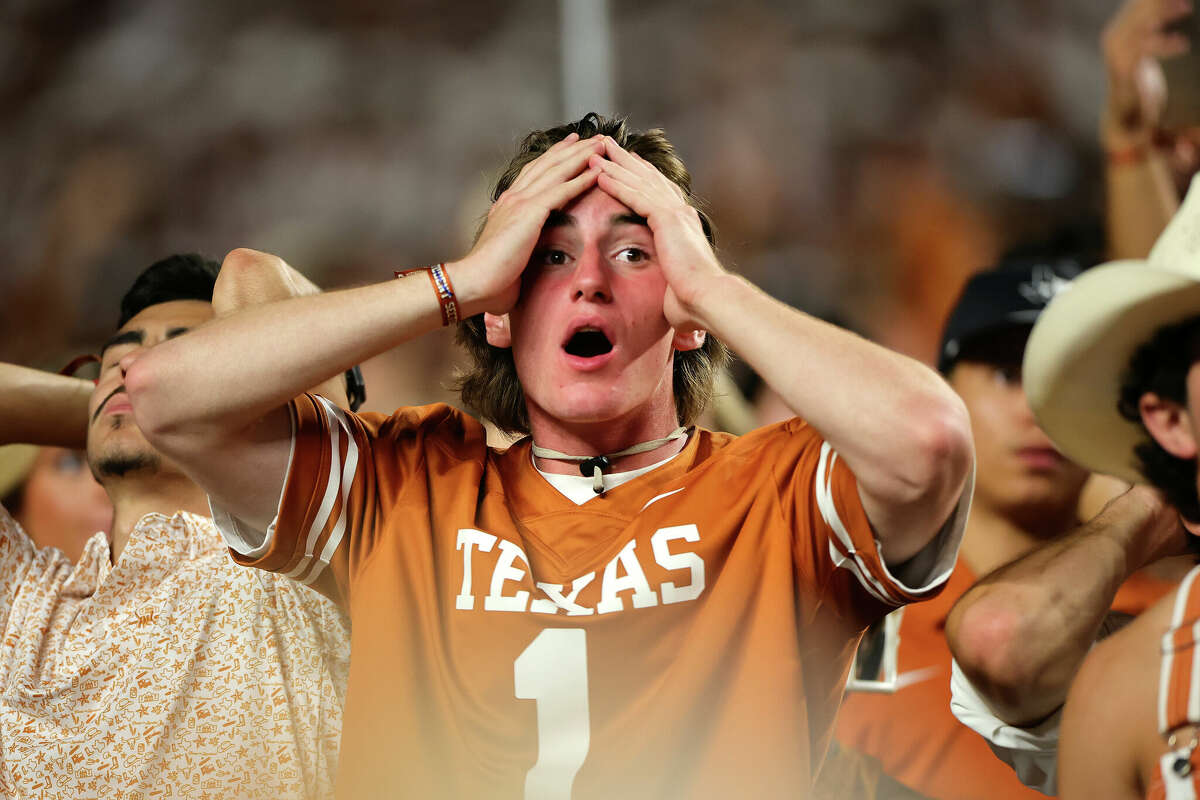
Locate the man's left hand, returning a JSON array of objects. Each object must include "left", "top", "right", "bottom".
[{"left": 589, "top": 138, "right": 725, "bottom": 335}]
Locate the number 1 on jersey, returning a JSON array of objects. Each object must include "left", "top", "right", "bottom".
[{"left": 514, "top": 628, "right": 590, "bottom": 800}]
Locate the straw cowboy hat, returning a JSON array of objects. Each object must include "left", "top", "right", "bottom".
[
  {"left": 1023, "top": 175, "right": 1200, "bottom": 484},
  {"left": 0, "top": 445, "right": 38, "bottom": 501}
]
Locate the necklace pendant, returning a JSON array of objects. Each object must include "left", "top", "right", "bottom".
[{"left": 578, "top": 455, "right": 611, "bottom": 477}]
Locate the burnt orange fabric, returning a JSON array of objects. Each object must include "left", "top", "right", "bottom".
[
  {"left": 836, "top": 561, "right": 1174, "bottom": 799},
  {"left": 232, "top": 395, "right": 957, "bottom": 799}
]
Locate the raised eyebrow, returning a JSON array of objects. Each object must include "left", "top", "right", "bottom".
[{"left": 99, "top": 329, "right": 143, "bottom": 356}]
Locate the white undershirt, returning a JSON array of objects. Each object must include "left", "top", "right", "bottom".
[{"left": 534, "top": 451, "right": 681, "bottom": 505}]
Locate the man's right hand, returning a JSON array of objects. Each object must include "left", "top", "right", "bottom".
[
  {"left": 453, "top": 133, "right": 603, "bottom": 317},
  {"left": 1101, "top": 0, "right": 1192, "bottom": 152},
  {"left": 1106, "top": 485, "right": 1194, "bottom": 572}
]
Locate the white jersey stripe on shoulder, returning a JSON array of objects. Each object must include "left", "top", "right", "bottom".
[
  {"left": 1160, "top": 566, "right": 1200, "bottom": 733},
  {"left": 309, "top": 404, "right": 359, "bottom": 584},
  {"left": 285, "top": 397, "right": 353, "bottom": 581},
  {"left": 815, "top": 441, "right": 900, "bottom": 605},
  {"left": 1190, "top": 613, "right": 1200, "bottom": 727},
  {"left": 296, "top": 397, "right": 359, "bottom": 583},
  {"left": 827, "top": 540, "right": 892, "bottom": 605},
  {"left": 817, "top": 444, "right": 896, "bottom": 604},
  {"left": 1160, "top": 634, "right": 1176, "bottom": 737},
  {"left": 1171, "top": 567, "right": 1198, "bottom": 629}
]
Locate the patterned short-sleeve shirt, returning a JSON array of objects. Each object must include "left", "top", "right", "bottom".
[{"left": 0, "top": 505, "right": 350, "bottom": 799}]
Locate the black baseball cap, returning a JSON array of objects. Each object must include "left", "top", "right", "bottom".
[{"left": 938, "top": 256, "right": 1083, "bottom": 374}]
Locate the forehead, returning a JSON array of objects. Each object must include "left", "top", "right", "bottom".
[
  {"left": 545, "top": 188, "right": 642, "bottom": 232},
  {"left": 116, "top": 299, "right": 213, "bottom": 336}
]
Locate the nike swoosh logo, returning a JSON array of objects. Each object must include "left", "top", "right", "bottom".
[
  {"left": 640, "top": 488, "right": 685, "bottom": 512},
  {"left": 894, "top": 666, "right": 942, "bottom": 690}
]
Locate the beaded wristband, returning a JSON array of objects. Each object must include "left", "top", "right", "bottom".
[{"left": 394, "top": 263, "right": 459, "bottom": 326}]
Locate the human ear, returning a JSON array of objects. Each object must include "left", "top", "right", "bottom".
[
  {"left": 1140, "top": 392, "right": 1198, "bottom": 460},
  {"left": 484, "top": 313, "right": 512, "bottom": 348},
  {"left": 672, "top": 328, "right": 706, "bottom": 352}
]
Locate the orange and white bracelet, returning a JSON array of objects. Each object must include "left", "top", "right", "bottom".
[{"left": 395, "top": 263, "right": 460, "bottom": 326}]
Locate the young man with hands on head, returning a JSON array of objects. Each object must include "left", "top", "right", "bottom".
[{"left": 123, "top": 114, "right": 974, "bottom": 798}]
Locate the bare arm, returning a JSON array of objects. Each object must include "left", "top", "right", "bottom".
[
  {"left": 590, "top": 140, "right": 973, "bottom": 565},
  {"left": 1107, "top": 154, "right": 1178, "bottom": 261},
  {"left": 947, "top": 487, "right": 1187, "bottom": 726},
  {"left": 1102, "top": 0, "right": 1189, "bottom": 260},
  {"left": 211, "top": 250, "right": 349, "bottom": 409},
  {"left": 124, "top": 134, "right": 606, "bottom": 531},
  {"left": 1059, "top": 598, "right": 1166, "bottom": 800},
  {"left": 126, "top": 252, "right": 444, "bottom": 531},
  {"left": 0, "top": 364, "right": 92, "bottom": 448}
]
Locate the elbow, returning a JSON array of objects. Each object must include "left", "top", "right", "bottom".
[
  {"left": 892, "top": 389, "right": 974, "bottom": 507},
  {"left": 947, "top": 594, "right": 1037, "bottom": 714},
  {"left": 212, "top": 248, "right": 290, "bottom": 315}
]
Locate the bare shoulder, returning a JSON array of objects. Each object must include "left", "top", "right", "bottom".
[{"left": 1061, "top": 584, "right": 1181, "bottom": 798}]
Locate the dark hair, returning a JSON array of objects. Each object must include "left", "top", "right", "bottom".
[
  {"left": 0, "top": 484, "right": 21, "bottom": 519},
  {"left": 456, "top": 113, "right": 730, "bottom": 433},
  {"left": 1117, "top": 315, "right": 1200, "bottom": 521},
  {"left": 118, "top": 253, "right": 219, "bottom": 328}
]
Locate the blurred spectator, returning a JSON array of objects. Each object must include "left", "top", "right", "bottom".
[
  {"left": 943, "top": 1, "right": 1200, "bottom": 794},
  {"left": 0, "top": 444, "right": 111, "bottom": 561},
  {"left": 1017, "top": 173, "right": 1200, "bottom": 800},
  {"left": 834, "top": 248, "right": 1180, "bottom": 799},
  {"left": 1101, "top": 0, "right": 1191, "bottom": 258}
]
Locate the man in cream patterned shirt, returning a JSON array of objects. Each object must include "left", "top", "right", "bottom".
[{"left": 0, "top": 254, "right": 349, "bottom": 799}]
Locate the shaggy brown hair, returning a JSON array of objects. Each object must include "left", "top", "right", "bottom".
[
  {"left": 1117, "top": 315, "right": 1200, "bottom": 522},
  {"left": 456, "top": 112, "right": 730, "bottom": 434}
]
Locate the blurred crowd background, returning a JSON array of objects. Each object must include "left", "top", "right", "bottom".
[{"left": 1, "top": 0, "right": 1123, "bottom": 414}]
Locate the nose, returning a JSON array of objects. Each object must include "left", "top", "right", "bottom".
[
  {"left": 117, "top": 350, "right": 140, "bottom": 380},
  {"left": 570, "top": 246, "right": 612, "bottom": 303},
  {"left": 1013, "top": 383, "right": 1041, "bottom": 429}
]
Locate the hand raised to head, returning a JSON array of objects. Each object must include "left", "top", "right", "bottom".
[
  {"left": 588, "top": 137, "right": 724, "bottom": 337},
  {"left": 458, "top": 133, "right": 605, "bottom": 317}
]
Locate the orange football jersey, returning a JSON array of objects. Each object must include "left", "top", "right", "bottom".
[{"left": 226, "top": 394, "right": 962, "bottom": 799}]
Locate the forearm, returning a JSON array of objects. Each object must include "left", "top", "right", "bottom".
[
  {"left": 947, "top": 491, "right": 1160, "bottom": 724},
  {"left": 0, "top": 364, "right": 92, "bottom": 448},
  {"left": 125, "top": 249, "right": 482, "bottom": 449},
  {"left": 1106, "top": 154, "right": 1178, "bottom": 260},
  {"left": 689, "top": 273, "right": 972, "bottom": 560}
]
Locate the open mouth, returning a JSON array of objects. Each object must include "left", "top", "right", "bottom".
[{"left": 564, "top": 328, "right": 613, "bottom": 358}]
